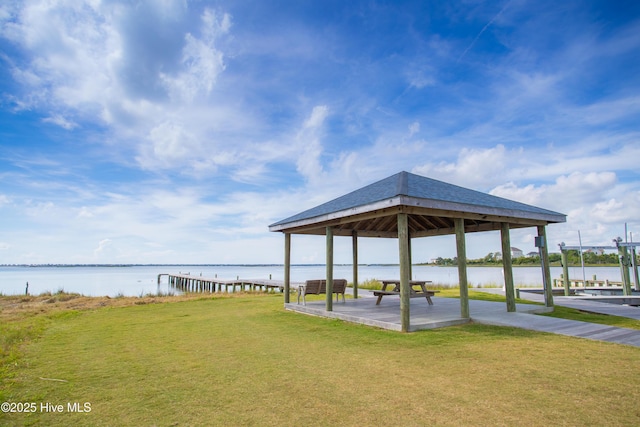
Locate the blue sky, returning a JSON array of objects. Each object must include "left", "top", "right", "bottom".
[{"left": 0, "top": 0, "right": 639, "bottom": 265}]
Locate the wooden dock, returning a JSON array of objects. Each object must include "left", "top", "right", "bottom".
[
  {"left": 158, "top": 273, "right": 300, "bottom": 293},
  {"left": 553, "top": 278, "right": 624, "bottom": 288}
]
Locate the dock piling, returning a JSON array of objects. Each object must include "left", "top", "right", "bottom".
[{"left": 164, "top": 273, "right": 295, "bottom": 294}]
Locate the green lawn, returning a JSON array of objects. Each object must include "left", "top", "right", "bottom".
[{"left": 2, "top": 294, "right": 640, "bottom": 426}]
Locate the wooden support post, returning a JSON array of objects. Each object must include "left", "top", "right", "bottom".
[
  {"left": 408, "top": 234, "right": 413, "bottom": 280},
  {"left": 561, "top": 248, "right": 570, "bottom": 296},
  {"left": 326, "top": 226, "right": 334, "bottom": 312},
  {"left": 501, "top": 223, "right": 516, "bottom": 312},
  {"left": 454, "top": 218, "right": 469, "bottom": 319},
  {"left": 398, "top": 213, "right": 411, "bottom": 332},
  {"left": 618, "top": 244, "right": 632, "bottom": 296},
  {"left": 537, "top": 226, "right": 554, "bottom": 307},
  {"left": 632, "top": 247, "right": 640, "bottom": 292},
  {"left": 352, "top": 230, "right": 358, "bottom": 299},
  {"left": 284, "top": 233, "right": 291, "bottom": 304}
]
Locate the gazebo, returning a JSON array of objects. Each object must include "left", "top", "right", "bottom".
[{"left": 269, "top": 171, "right": 566, "bottom": 332}]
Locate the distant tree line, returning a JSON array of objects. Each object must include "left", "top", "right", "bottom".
[{"left": 429, "top": 250, "right": 631, "bottom": 266}]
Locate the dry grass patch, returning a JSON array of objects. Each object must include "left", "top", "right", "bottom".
[{"left": 0, "top": 292, "right": 218, "bottom": 323}]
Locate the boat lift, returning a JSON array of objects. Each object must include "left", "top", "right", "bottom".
[{"left": 558, "top": 239, "right": 639, "bottom": 296}]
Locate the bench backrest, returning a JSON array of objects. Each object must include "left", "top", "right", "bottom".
[
  {"left": 304, "top": 280, "right": 324, "bottom": 295},
  {"left": 307, "top": 279, "right": 347, "bottom": 295},
  {"left": 332, "top": 279, "right": 347, "bottom": 294}
]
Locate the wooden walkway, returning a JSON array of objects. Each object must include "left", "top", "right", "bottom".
[
  {"left": 288, "top": 291, "right": 640, "bottom": 347},
  {"left": 474, "top": 288, "right": 640, "bottom": 346},
  {"left": 159, "top": 273, "right": 301, "bottom": 293}
]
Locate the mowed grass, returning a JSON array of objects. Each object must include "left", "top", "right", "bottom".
[{"left": 3, "top": 294, "right": 640, "bottom": 426}]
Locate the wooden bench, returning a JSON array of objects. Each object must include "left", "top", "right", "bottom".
[{"left": 297, "top": 279, "right": 347, "bottom": 305}]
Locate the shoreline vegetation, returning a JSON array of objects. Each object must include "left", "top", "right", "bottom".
[
  {"left": 430, "top": 250, "right": 634, "bottom": 267},
  {"left": 1, "top": 291, "right": 639, "bottom": 425},
  {"left": 0, "top": 251, "right": 635, "bottom": 269}
]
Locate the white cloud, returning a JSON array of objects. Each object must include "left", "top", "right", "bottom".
[
  {"left": 42, "top": 114, "right": 77, "bottom": 129},
  {"left": 146, "top": 121, "right": 197, "bottom": 165},
  {"left": 413, "top": 144, "right": 512, "bottom": 189},
  {"left": 408, "top": 121, "right": 420, "bottom": 137},
  {"left": 490, "top": 171, "right": 640, "bottom": 248},
  {"left": 296, "top": 105, "right": 329, "bottom": 183},
  {"left": 577, "top": 97, "right": 640, "bottom": 126},
  {"left": 1, "top": 1, "right": 249, "bottom": 177},
  {"left": 302, "top": 105, "right": 329, "bottom": 129},
  {"left": 25, "top": 201, "right": 56, "bottom": 218},
  {"left": 590, "top": 199, "right": 627, "bottom": 224},
  {"left": 161, "top": 9, "right": 230, "bottom": 102},
  {"left": 94, "top": 238, "right": 112, "bottom": 255},
  {"left": 3, "top": 0, "right": 118, "bottom": 112},
  {"left": 1, "top": 1, "right": 639, "bottom": 265},
  {"left": 491, "top": 171, "right": 619, "bottom": 211},
  {"left": 77, "top": 206, "right": 94, "bottom": 218}
]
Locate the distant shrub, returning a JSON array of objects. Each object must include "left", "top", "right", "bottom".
[{"left": 355, "top": 279, "right": 383, "bottom": 290}]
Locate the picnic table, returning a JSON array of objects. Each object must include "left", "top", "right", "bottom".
[{"left": 372, "top": 280, "right": 438, "bottom": 305}]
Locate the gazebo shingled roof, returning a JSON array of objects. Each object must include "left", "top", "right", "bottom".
[{"left": 269, "top": 171, "right": 565, "bottom": 236}]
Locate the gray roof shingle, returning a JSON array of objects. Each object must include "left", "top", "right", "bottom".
[{"left": 270, "top": 171, "right": 564, "bottom": 228}]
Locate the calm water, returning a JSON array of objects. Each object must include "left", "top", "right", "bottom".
[{"left": 0, "top": 265, "right": 626, "bottom": 297}]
